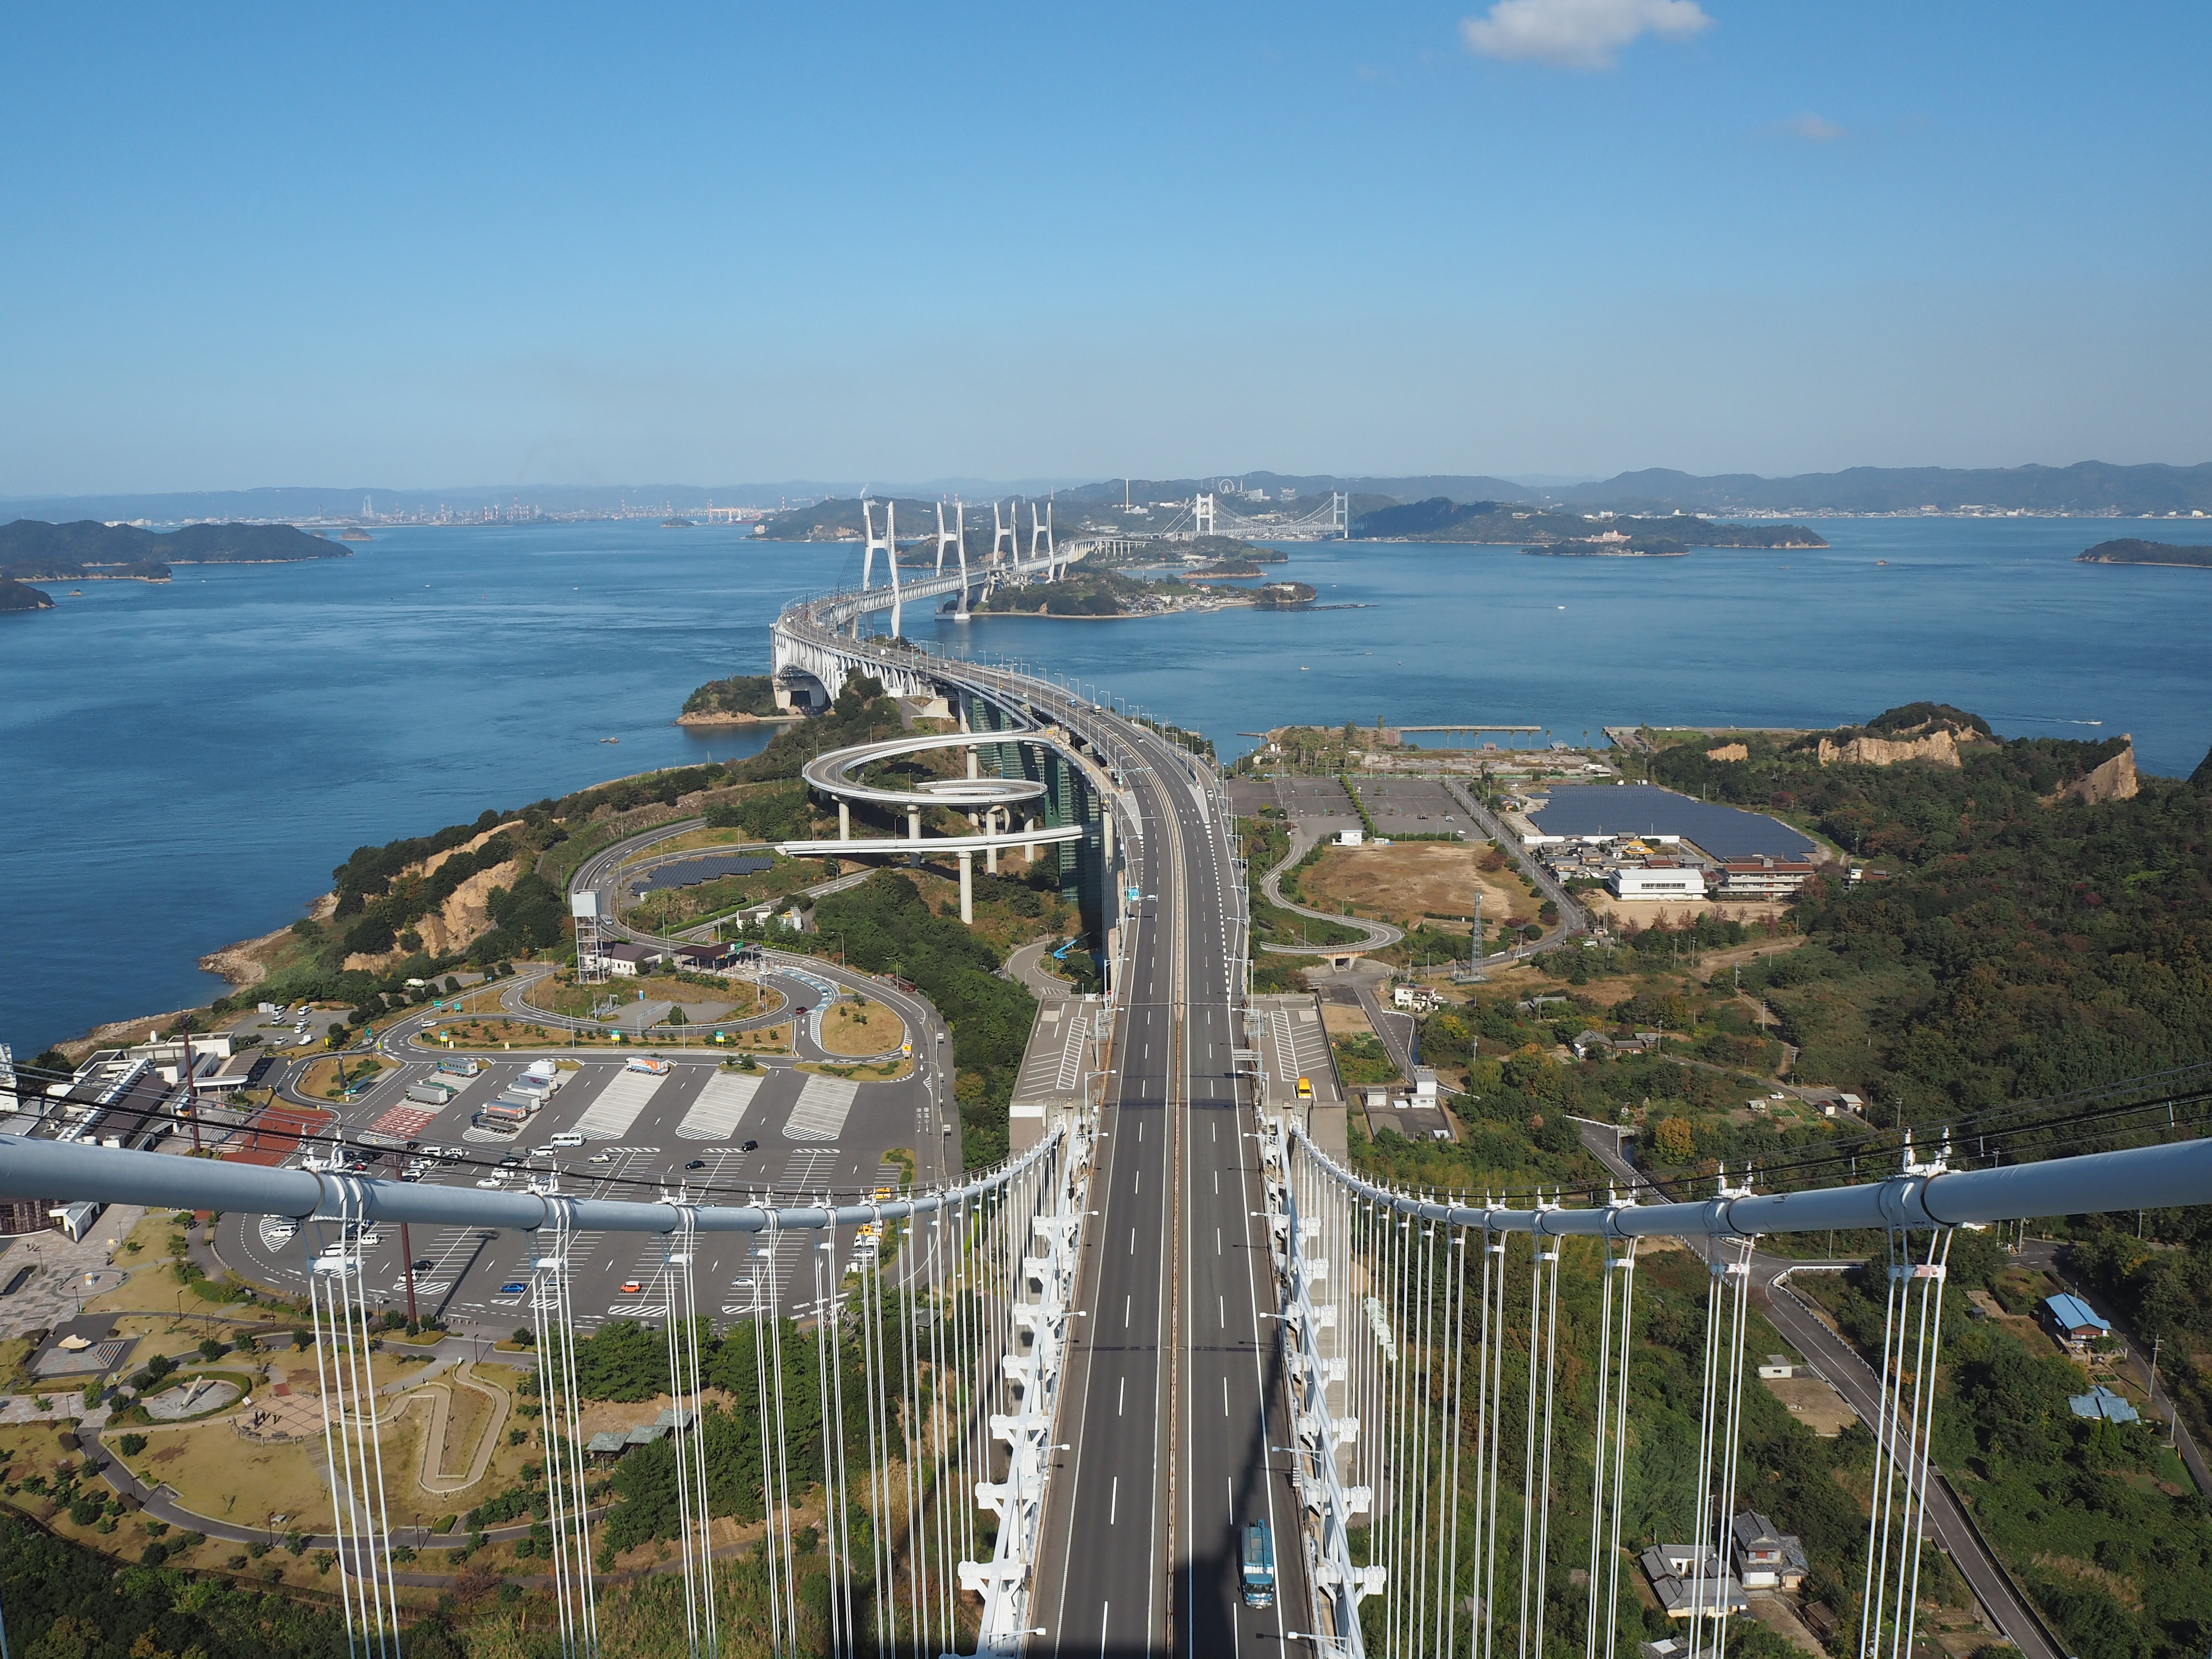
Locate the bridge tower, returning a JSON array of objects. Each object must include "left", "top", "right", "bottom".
[
  {"left": 941, "top": 498, "right": 972, "bottom": 617},
  {"left": 1029, "top": 499, "right": 1055, "bottom": 577},
  {"left": 1194, "top": 492, "right": 1216, "bottom": 536},
  {"left": 992, "top": 499, "right": 1018, "bottom": 567},
  {"left": 862, "top": 498, "right": 902, "bottom": 637},
  {"left": 1333, "top": 489, "right": 1349, "bottom": 538}
]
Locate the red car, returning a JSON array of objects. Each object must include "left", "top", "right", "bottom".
[{"left": 618, "top": 1280, "right": 644, "bottom": 1294}]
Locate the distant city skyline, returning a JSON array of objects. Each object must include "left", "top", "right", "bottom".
[{"left": 4, "top": 1, "right": 2208, "bottom": 494}]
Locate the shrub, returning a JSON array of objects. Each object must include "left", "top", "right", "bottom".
[{"left": 116, "top": 1433, "right": 148, "bottom": 1456}]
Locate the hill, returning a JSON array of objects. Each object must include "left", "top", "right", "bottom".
[
  {"left": 1349, "top": 497, "right": 1825, "bottom": 547},
  {"left": 2078, "top": 538, "right": 2212, "bottom": 566},
  {"left": 0, "top": 577, "right": 54, "bottom": 612},
  {"left": 0, "top": 518, "right": 346, "bottom": 578}
]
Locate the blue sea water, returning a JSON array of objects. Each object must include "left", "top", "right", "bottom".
[{"left": 4, "top": 515, "right": 2209, "bottom": 1053}]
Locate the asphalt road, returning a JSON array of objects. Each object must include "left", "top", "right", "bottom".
[{"left": 1019, "top": 690, "right": 1307, "bottom": 1659}]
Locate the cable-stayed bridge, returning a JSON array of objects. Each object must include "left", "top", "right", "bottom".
[{"left": 4, "top": 565, "right": 2208, "bottom": 1659}]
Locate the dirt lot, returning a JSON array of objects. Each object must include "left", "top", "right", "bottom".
[
  {"left": 1762, "top": 1373, "right": 1857, "bottom": 1435},
  {"left": 1301, "top": 842, "right": 1538, "bottom": 932},
  {"left": 1584, "top": 892, "right": 1791, "bottom": 928}
]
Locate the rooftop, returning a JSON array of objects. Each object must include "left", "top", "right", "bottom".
[{"left": 1527, "top": 783, "right": 1816, "bottom": 860}]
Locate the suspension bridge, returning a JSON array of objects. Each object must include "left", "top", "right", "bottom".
[{"left": 3, "top": 564, "right": 2209, "bottom": 1659}]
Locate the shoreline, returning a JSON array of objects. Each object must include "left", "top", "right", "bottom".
[{"left": 675, "top": 710, "right": 804, "bottom": 727}]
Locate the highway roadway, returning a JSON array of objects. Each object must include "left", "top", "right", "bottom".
[{"left": 1007, "top": 684, "right": 1307, "bottom": 1659}]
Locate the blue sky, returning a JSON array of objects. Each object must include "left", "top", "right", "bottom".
[{"left": 3, "top": 1, "right": 2208, "bottom": 493}]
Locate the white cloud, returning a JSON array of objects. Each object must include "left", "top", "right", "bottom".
[
  {"left": 1461, "top": 0, "right": 1711, "bottom": 71},
  {"left": 1779, "top": 112, "right": 1846, "bottom": 142}
]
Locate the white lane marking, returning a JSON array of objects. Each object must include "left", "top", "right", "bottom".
[
  {"left": 1216, "top": 1226, "right": 1222, "bottom": 1255},
  {"left": 1223, "top": 1375, "right": 1229, "bottom": 1416},
  {"left": 1130, "top": 1228, "right": 1136, "bottom": 1255},
  {"left": 1219, "top": 1294, "right": 1225, "bottom": 1328},
  {"left": 1110, "top": 1475, "right": 1118, "bottom": 1525},
  {"left": 1118, "top": 1375, "right": 1126, "bottom": 1415},
  {"left": 1124, "top": 1295, "right": 1131, "bottom": 1327}
]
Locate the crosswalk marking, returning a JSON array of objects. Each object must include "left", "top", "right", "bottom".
[
  {"left": 675, "top": 1071, "right": 761, "bottom": 1140},
  {"left": 783, "top": 1075, "right": 858, "bottom": 1142}
]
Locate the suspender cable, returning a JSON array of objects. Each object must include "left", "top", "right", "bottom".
[
  {"left": 1602, "top": 1239, "right": 1639, "bottom": 1659},
  {"left": 1584, "top": 1236, "right": 1622, "bottom": 1659},
  {"left": 1895, "top": 1229, "right": 1956, "bottom": 1659},
  {"left": 813, "top": 1232, "right": 848, "bottom": 1659},
  {"left": 1516, "top": 1220, "right": 1544, "bottom": 1659},
  {"left": 1712, "top": 1237, "right": 1754, "bottom": 1659},
  {"left": 1532, "top": 1228, "right": 1563, "bottom": 1659},
  {"left": 1482, "top": 1225, "right": 1509, "bottom": 1659}
]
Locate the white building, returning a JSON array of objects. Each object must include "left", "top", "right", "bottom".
[{"left": 1608, "top": 862, "right": 1707, "bottom": 900}]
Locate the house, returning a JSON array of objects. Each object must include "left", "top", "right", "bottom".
[
  {"left": 1638, "top": 1546, "right": 1749, "bottom": 1618},
  {"left": 1337, "top": 829, "right": 1365, "bottom": 847},
  {"left": 1715, "top": 858, "right": 1817, "bottom": 899},
  {"left": 1572, "top": 1029, "right": 1611, "bottom": 1060},
  {"left": 2068, "top": 1385, "right": 2140, "bottom": 1425},
  {"left": 1729, "top": 1512, "right": 1808, "bottom": 1590},
  {"left": 1609, "top": 862, "right": 1707, "bottom": 901},
  {"left": 1392, "top": 983, "right": 1439, "bottom": 1013},
  {"left": 2041, "top": 1292, "right": 2111, "bottom": 1348},
  {"left": 594, "top": 942, "right": 664, "bottom": 977}
]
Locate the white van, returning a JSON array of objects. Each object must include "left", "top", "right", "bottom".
[{"left": 548, "top": 1131, "right": 586, "bottom": 1149}]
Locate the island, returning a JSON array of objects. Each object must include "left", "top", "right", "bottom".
[
  {"left": 1351, "top": 496, "right": 1826, "bottom": 549},
  {"left": 2078, "top": 538, "right": 2212, "bottom": 567},
  {"left": 679, "top": 672, "right": 801, "bottom": 725},
  {"left": 1524, "top": 537, "right": 1687, "bottom": 558},
  {"left": 0, "top": 517, "right": 349, "bottom": 581},
  {"left": 0, "top": 576, "right": 54, "bottom": 613}
]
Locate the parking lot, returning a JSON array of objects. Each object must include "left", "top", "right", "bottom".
[
  {"left": 215, "top": 1047, "right": 931, "bottom": 1335},
  {"left": 1349, "top": 777, "right": 1475, "bottom": 838}
]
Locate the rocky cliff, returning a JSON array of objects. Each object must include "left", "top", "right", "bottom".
[{"left": 1816, "top": 729, "right": 1967, "bottom": 768}]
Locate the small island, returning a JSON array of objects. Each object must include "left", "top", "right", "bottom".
[
  {"left": 0, "top": 576, "right": 55, "bottom": 613},
  {"left": 2078, "top": 538, "right": 2212, "bottom": 568},
  {"left": 679, "top": 672, "right": 802, "bottom": 725},
  {"left": 1524, "top": 537, "right": 1687, "bottom": 558}
]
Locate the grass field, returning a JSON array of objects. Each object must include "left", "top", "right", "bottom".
[{"left": 819, "top": 998, "right": 904, "bottom": 1057}]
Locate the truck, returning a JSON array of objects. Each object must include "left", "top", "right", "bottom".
[
  {"left": 625, "top": 1056, "right": 672, "bottom": 1076},
  {"left": 474, "top": 1102, "right": 528, "bottom": 1133},
  {"left": 436, "top": 1058, "right": 483, "bottom": 1078},
  {"left": 406, "top": 1080, "right": 462, "bottom": 1107},
  {"left": 1240, "top": 1520, "right": 1275, "bottom": 1608}
]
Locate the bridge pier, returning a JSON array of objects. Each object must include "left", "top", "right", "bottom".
[{"left": 959, "top": 848, "right": 974, "bottom": 922}]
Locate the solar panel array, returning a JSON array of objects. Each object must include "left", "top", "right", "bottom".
[
  {"left": 1525, "top": 783, "right": 1815, "bottom": 860},
  {"left": 631, "top": 853, "right": 775, "bottom": 893}
]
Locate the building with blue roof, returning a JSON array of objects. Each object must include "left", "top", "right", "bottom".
[
  {"left": 2041, "top": 1292, "right": 2111, "bottom": 1348},
  {"left": 2068, "top": 1385, "right": 2140, "bottom": 1425},
  {"left": 1522, "top": 784, "right": 1816, "bottom": 861}
]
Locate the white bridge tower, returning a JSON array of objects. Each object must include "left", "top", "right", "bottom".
[
  {"left": 862, "top": 498, "right": 902, "bottom": 637},
  {"left": 1194, "top": 492, "right": 1216, "bottom": 536}
]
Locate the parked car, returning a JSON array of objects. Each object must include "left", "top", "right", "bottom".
[{"left": 618, "top": 1280, "right": 644, "bottom": 1294}]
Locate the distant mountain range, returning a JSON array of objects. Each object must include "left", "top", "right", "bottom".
[{"left": 7, "top": 459, "right": 2211, "bottom": 523}]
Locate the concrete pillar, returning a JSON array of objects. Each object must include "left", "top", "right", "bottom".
[
  {"left": 986, "top": 808, "right": 999, "bottom": 875},
  {"left": 1025, "top": 815, "right": 1039, "bottom": 867},
  {"left": 1102, "top": 809, "right": 1114, "bottom": 863},
  {"left": 908, "top": 807, "right": 921, "bottom": 842},
  {"left": 838, "top": 801, "right": 850, "bottom": 841},
  {"left": 958, "top": 850, "right": 974, "bottom": 923},
  {"left": 967, "top": 746, "right": 979, "bottom": 780}
]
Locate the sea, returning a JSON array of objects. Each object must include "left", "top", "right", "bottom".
[{"left": 5, "top": 515, "right": 2209, "bottom": 1054}]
